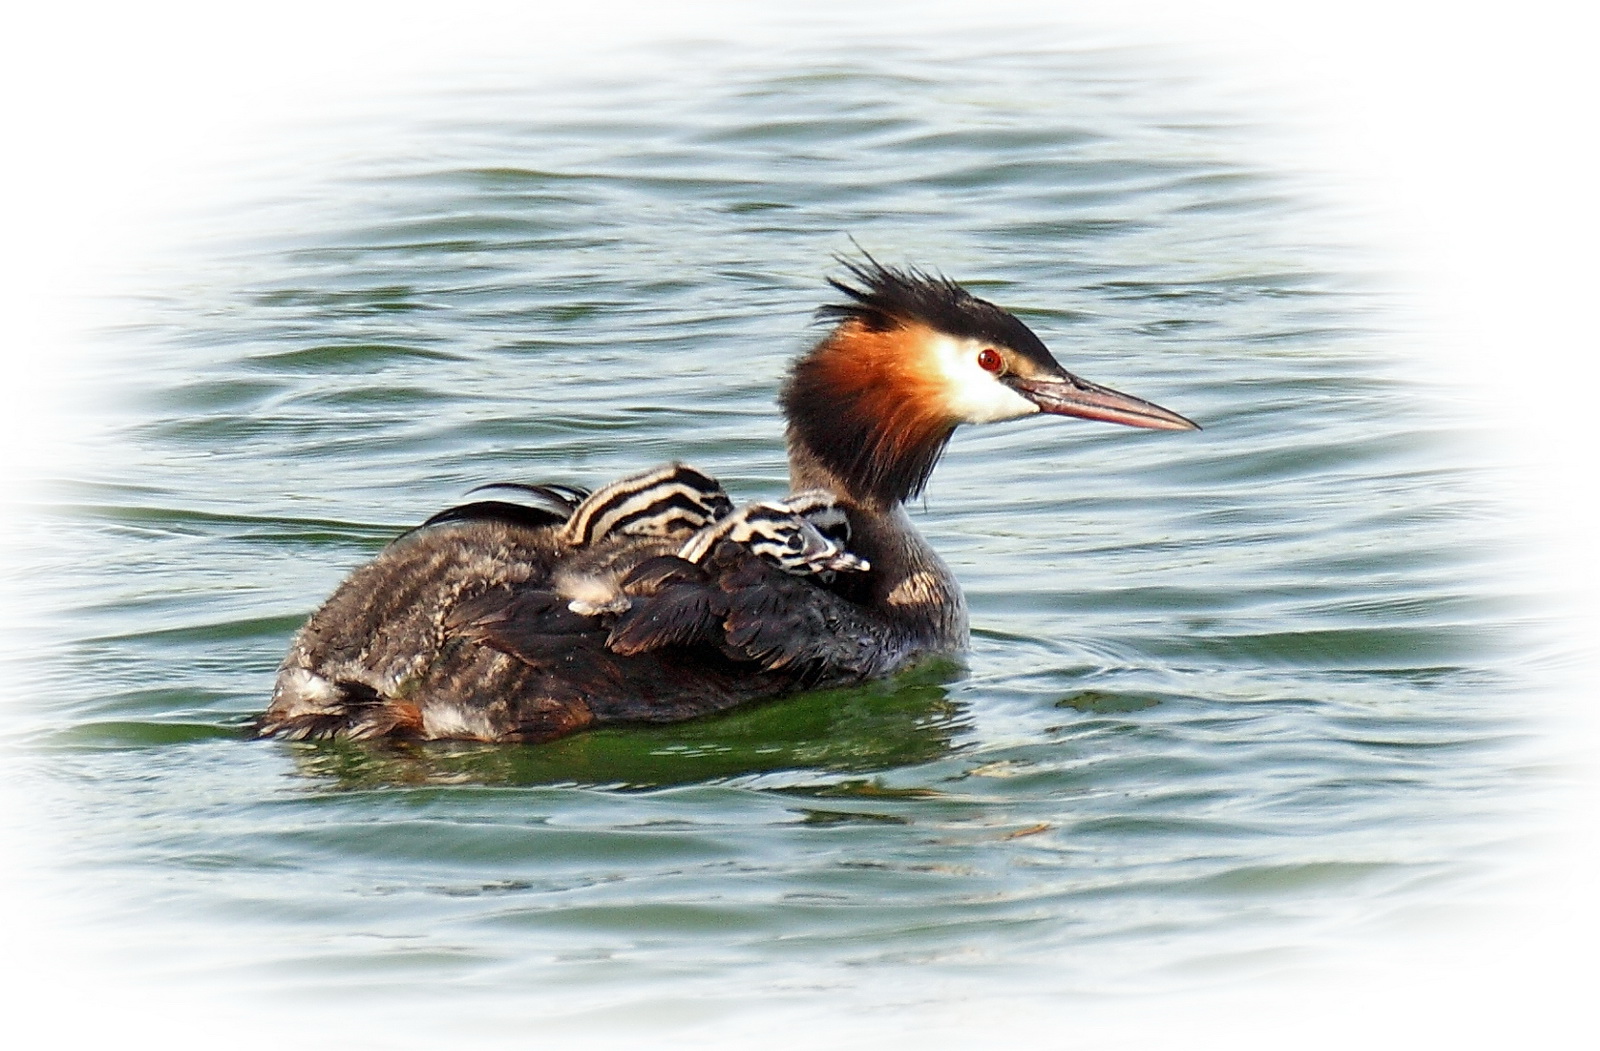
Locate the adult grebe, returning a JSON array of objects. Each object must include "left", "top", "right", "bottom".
[{"left": 258, "top": 258, "right": 1198, "bottom": 744}]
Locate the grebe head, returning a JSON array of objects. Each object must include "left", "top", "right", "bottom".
[{"left": 781, "top": 256, "right": 1199, "bottom": 508}]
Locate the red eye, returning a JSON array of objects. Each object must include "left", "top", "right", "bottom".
[{"left": 977, "top": 348, "right": 1004, "bottom": 373}]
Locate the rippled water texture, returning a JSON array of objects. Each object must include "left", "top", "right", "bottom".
[{"left": 10, "top": 29, "right": 1527, "bottom": 1045}]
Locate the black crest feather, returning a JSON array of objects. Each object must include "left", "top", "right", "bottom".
[{"left": 815, "top": 254, "right": 1056, "bottom": 370}]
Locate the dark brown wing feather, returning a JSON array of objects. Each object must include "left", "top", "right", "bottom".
[
  {"left": 715, "top": 555, "right": 895, "bottom": 680},
  {"left": 605, "top": 555, "right": 724, "bottom": 655},
  {"left": 440, "top": 574, "right": 802, "bottom": 731},
  {"left": 605, "top": 541, "right": 907, "bottom": 683},
  {"left": 417, "top": 500, "right": 571, "bottom": 532}
]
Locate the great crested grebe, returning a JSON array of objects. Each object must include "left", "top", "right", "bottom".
[{"left": 258, "top": 258, "right": 1198, "bottom": 744}]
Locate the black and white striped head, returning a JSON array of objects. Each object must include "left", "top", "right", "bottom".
[
  {"left": 677, "top": 495, "right": 869, "bottom": 576},
  {"left": 558, "top": 463, "right": 733, "bottom": 547},
  {"left": 778, "top": 489, "right": 853, "bottom": 548}
]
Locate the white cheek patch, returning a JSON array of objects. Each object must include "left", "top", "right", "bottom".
[{"left": 926, "top": 335, "right": 1040, "bottom": 424}]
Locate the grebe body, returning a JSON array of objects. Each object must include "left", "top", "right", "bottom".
[{"left": 258, "top": 260, "right": 1197, "bottom": 744}]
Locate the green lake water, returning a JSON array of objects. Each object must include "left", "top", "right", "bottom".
[{"left": 3, "top": 24, "right": 1545, "bottom": 1049}]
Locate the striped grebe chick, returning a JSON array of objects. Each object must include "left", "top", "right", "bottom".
[
  {"left": 554, "top": 485, "right": 868, "bottom": 618},
  {"left": 259, "top": 257, "right": 1198, "bottom": 743}
]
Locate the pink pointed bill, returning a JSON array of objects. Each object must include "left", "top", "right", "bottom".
[{"left": 1012, "top": 374, "right": 1200, "bottom": 431}]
